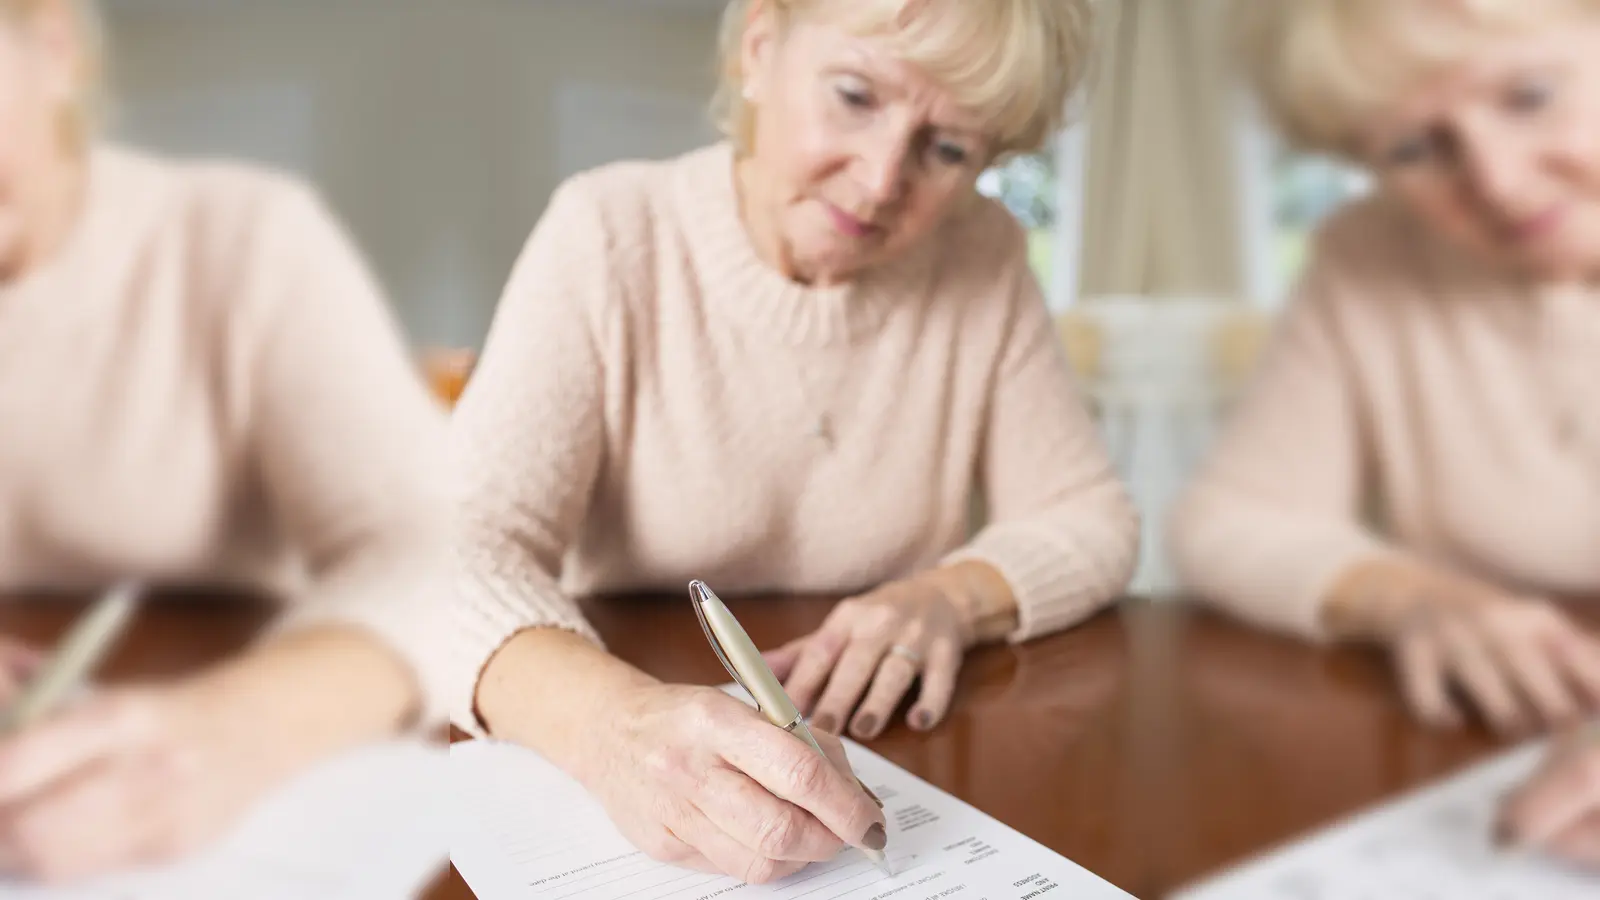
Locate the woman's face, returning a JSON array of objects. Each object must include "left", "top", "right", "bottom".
[
  {"left": 1357, "top": 20, "right": 1600, "bottom": 280},
  {"left": 740, "top": 10, "right": 992, "bottom": 283},
  {"left": 0, "top": 7, "right": 78, "bottom": 280}
]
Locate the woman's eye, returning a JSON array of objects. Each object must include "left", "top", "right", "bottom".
[
  {"left": 933, "top": 142, "right": 969, "bottom": 166},
  {"left": 1506, "top": 78, "right": 1554, "bottom": 114},
  {"left": 836, "top": 85, "right": 874, "bottom": 109},
  {"left": 1383, "top": 135, "right": 1433, "bottom": 167}
]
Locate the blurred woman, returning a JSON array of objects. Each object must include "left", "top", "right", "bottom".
[
  {"left": 0, "top": 0, "right": 448, "bottom": 881},
  {"left": 451, "top": 0, "right": 1135, "bottom": 883},
  {"left": 1174, "top": 1, "right": 1600, "bottom": 738}
]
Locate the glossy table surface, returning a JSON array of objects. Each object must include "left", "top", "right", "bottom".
[{"left": 445, "top": 593, "right": 1595, "bottom": 898}]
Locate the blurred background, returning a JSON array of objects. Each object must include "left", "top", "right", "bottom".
[{"left": 96, "top": 0, "right": 1366, "bottom": 594}]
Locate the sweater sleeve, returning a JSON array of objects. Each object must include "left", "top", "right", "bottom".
[
  {"left": 238, "top": 183, "right": 454, "bottom": 727},
  {"left": 941, "top": 248, "right": 1140, "bottom": 642},
  {"left": 1168, "top": 245, "right": 1407, "bottom": 641},
  {"left": 447, "top": 179, "right": 615, "bottom": 733}
]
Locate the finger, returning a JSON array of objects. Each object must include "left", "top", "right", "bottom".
[
  {"left": 808, "top": 730, "right": 880, "bottom": 807},
  {"left": 812, "top": 640, "right": 888, "bottom": 738},
  {"left": 1499, "top": 747, "right": 1600, "bottom": 849},
  {"left": 1543, "top": 812, "right": 1600, "bottom": 868},
  {"left": 672, "top": 804, "right": 805, "bottom": 885},
  {"left": 783, "top": 629, "right": 849, "bottom": 724},
  {"left": 1492, "top": 629, "right": 1583, "bottom": 730},
  {"left": 719, "top": 722, "right": 884, "bottom": 856},
  {"left": 907, "top": 639, "right": 963, "bottom": 731},
  {"left": 849, "top": 653, "right": 918, "bottom": 741},
  {"left": 0, "top": 696, "right": 156, "bottom": 803},
  {"left": 1439, "top": 618, "right": 1526, "bottom": 734},
  {"left": 1396, "top": 630, "right": 1461, "bottom": 729},
  {"left": 1552, "top": 631, "right": 1600, "bottom": 712},
  {"left": 0, "top": 760, "right": 157, "bottom": 883},
  {"left": 696, "top": 766, "right": 843, "bottom": 863},
  {"left": 763, "top": 641, "right": 804, "bottom": 684}
]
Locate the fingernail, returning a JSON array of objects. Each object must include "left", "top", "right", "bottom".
[
  {"left": 862, "top": 822, "right": 887, "bottom": 850},
  {"left": 854, "top": 715, "right": 878, "bottom": 738},
  {"left": 813, "top": 714, "right": 837, "bottom": 734},
  {"left": 911, "top": 710, "right": 932, "bottom": 731}
]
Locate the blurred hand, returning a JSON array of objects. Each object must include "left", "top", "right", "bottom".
[
  {"left": 1497, "top": 725, "right": 1600, "bottom": 867},
  {"left": 765, "top": 564, "right": 1014, "bottom": 741},
  {"left": 0, "top": 679, "right": 300, "bottom": 883},
  {"left": 0, "top": 637, "right": 43, "bottom": 706},
  {"left": 1328, "top": 561, "right": 1600, "bottom": 734},
  {"left": 570, "top": 683, "right": 885, "bottom": 884}
]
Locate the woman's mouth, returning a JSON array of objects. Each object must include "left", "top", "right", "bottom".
[{"left": 822, "top": 202, "right": 880, "bottom": 239}]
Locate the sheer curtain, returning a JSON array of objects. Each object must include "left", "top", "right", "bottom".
[{"left": 1078, "top": 0, "right": 1242, "bottom": 299}]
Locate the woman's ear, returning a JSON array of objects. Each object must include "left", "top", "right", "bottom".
[
  {"left": 739, "top": 0, "right": 780, "bottom": 106},
  {"left": 28, "top": 0, "right": 86, "bottom": 115}
]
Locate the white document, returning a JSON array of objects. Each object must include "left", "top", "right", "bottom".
[
  {"left": 1171, "top": 739, "right": 1599, "bottom": 899},
  {"left": 450, "top": 736, "right": 1132, "bottom": 900},
  {"left": 0, "top": 739, "right": 450, "bottom": 900}
]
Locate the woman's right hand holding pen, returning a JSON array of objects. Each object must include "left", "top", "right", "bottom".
[{"left": 476, "top": 628, "right": 886, "bottom": 884}]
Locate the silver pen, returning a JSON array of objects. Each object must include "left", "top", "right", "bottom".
[
  {"left": 689, "top": 580, "right": 892, "bottom": 875},
  {"left": 0, "top": 581, "right": 142, "bottom": 734}
]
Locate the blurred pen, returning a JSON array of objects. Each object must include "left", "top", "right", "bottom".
[{"left": 0, "top": 581, "right": 141, "bottom": 734}]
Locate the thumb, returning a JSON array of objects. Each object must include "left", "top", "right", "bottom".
[{"left": 810, "top": 728, "right": 882, "bottom": 809}]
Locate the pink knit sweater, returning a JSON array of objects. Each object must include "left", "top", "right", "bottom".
[
  {"left": 0, "top": 145, "right": 451, "bottom": 714},
  {"left": 1173, "top": 196, "right": 1600, "bottom": 639},
  {"left": 449, "top": 143, "right": 1139, "bottom": 728}
]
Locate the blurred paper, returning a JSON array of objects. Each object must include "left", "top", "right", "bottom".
[
  {"left": 1172, "top": 739, "right": 1598, "bottom": 899},
  {"left": 450, "top": 736, "right": 1132, "bottom": 900},
  {"left": 0, "top": 739, "right": 449, "bottom": 899}
]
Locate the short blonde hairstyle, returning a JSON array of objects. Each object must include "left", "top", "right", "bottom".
[
  {"left": 712, "top": 0, "right": 1095, "bottom": 160},
  {"left": 1232, "top": 0, "right": 1598, "bottom": 158},
  {"left": 1, "top": 0, "right": 106, "bottom": 147}
]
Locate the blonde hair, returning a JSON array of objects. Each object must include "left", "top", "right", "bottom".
[
  {"left": 1, "top": 0, "right": 106, "bottom": 148},
  {"left": 1232, "top": 0, "right": 1597, "bottom": 158},
  {"left": 712, "top": 0, "right": 1095, "bottom": 160}
]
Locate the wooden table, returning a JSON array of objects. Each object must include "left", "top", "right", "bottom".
[
  {"left": 445, "top": 594, "right": 1587, "bottom": 899},
  {"left": 15, "top": 590, "right": 1573, "bottom": 898},
  {"left": 0, "top": 590, "right": 463, "bottom": 900}
]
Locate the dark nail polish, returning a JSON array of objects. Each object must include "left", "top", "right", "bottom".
[
  {"left": 855, "top": 715, "right": 879, "bottom": 738},
  {"left": 912, "top": 711, "right": 933, "bottom": 730},
  {"left": 862, "top": 822, "right": 887, "bottom": 850},
  {"left": 813, "top": 714, "right": 837, "bottom": 734}
]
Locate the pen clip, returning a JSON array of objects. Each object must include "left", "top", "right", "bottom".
[{"left": 688, "top": 581, "right": 755, "bottom": 699}]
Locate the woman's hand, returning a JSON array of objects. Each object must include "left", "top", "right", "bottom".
[
  {"left": 0, "top": 624, "right": 417, "bottom": 884},
  {"left": 0, "top": 680, "right": 294, "bottom": 882},
  {"left": 0, "top": 636, "right": 43, "bottom": 706},
  {"left": 477, "top": 628, "right": 886, "bottom": 885},
  {"left": 569, "top": 683, "right": 886, "bottom": 884},
  {"left": 1326, "top": 561, "right": 1600, "bottom": 734},
  {"left": 1497, "top": 724, "right": 1600, "bottom": 867},
  {"left": 763, "top": 563, "right": 1016, "bottom": 742}
]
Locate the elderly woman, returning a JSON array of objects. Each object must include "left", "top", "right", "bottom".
[
  {"left": 451, "top": 0, "right": 1136, "bottom": 884},
  {"left": 0, "top": 0, "right": 449, "bottom": 882},
  {"left": 1171, "top": 0, "right": 1600, "bottom": 869}
]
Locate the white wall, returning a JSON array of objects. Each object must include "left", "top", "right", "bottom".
[{"left": 99, "top": 0, "right": 723, "bottom": 347}]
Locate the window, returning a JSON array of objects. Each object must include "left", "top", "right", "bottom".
[
  {"left": 1270, "top": 148, "right": 1371, "bottom": 289},
  {"left": 976, "top": 117, "right": 1090, "bottom": 312},
  {"left": 1234, "top": 97, "right": 1370, "bottom": 308}
]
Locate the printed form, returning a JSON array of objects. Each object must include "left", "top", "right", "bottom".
[
  {"left": 450, "top": 737, "right": 1131, "bottom": 900},
  {"left": 1171, "top": 739, "right": 1599, "bottom": 899}
]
